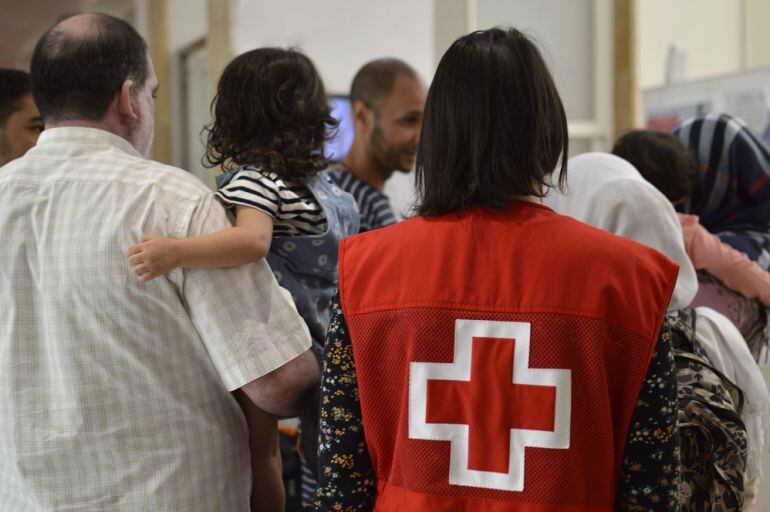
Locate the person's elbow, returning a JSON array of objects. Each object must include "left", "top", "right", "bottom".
[
  {"left": 244, "top": 236, "right": 270, "bottom": 261},
  {"left": 240, "top": 348, "right": 320, "bottom": 417}
]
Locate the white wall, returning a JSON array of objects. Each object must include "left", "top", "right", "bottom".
[
  {"left": 475, "top": 0, "right": 595, "bottom": 120},
  {"left": 473, "top": 0, "right": 612, "bottom": 153},
  {"left": 231, "top": 0, "right": 434, "bottom": 94},
  {"left": 636, "top": 0, "right": 743, "bottom": 90},
  {"left": 166, "top": 0, "right": 208, "bottom": 170}
]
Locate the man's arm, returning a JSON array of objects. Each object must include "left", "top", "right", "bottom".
[
  {"left": 170, "top": 191, "right": 319, "bottom": 508},
  {"left": 179, "top": 193, "right": 316, "bottom": 409},
  {"left": 240, "top": 349, "right": 320, "bottom": 417}
]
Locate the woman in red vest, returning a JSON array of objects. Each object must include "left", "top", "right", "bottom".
[{"left": 314, "top": 27, "right": 680, "bottom": 511}]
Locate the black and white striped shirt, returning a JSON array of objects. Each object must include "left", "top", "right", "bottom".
[
  {"left": 329, "top": 167, "right": 396, "bottom": 232},
  {"left": 215, "top": 167, "right": 327, "bottom": 237}
]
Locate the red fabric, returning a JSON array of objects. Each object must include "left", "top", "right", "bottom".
[
  {"left": 339, "top": 203, "right": 678, "bottom": 511},
  {"left": 374, "top": 483, "right": 615, "bottom": 512}
]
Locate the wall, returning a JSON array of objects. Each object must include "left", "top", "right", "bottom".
[
  {"left": 166, "top": 0, "right": 208, "bottom": 171},
  {"left": 0, "top": 0, "right": 134, "bottom": 69},
  {"left": 473, "top": 0, "right": 612, "bottom": 153},
  {"left": 634, "top": 0, "right": 770, "bottom": 127},
  {"left": 475, "top": 0, "right": 595, "bottom": 120},
  {"left": 746, "top": 0, "right": 770, "bottom": 68},
  {"left": 636, "top": 0, "right": 743, "bottom": 90},
  {"left": 231, "top": 0, "right": 434, "bottom": 94}
]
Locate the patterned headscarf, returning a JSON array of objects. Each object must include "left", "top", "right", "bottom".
[{"left": 674, "top": 113, "right": 770, "bottom": 270}]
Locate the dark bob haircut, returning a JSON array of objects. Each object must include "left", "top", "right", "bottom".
[
  {"left": 612, "top": 130, "right": 698, "bottom": 202},
  {"left": 31, "top": 13, "right": 148, "bottom": 122},
  {"left": 0, "top": 69, "right": 32, "bottom": 125},
  {"left": 204, "top": 48, "right": 337, "bottom": 181},
  {"left": 415, "top": 27, "right": 568, "bottom": 216}
]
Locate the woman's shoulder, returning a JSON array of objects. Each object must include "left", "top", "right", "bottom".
[{"left": 544, "top": 211, "right": 679, "bottom": 279}]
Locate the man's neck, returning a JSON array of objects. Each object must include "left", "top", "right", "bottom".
[
  {"left": 46, "top": 119, "right": 127, "bottom": 139},
  {"left": 46, "top": 119, "right": 141, "bottom": 154},
  {"left": 341, "top": 141, "right": 390, "bottom": 191}
]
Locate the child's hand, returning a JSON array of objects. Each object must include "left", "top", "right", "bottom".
[{"left": 126, "top": 234, "right": 181, "bottom": 283}]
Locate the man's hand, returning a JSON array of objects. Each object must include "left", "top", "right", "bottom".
[{"left": 127, "top": 234, "right": 182, "bottom": 282}]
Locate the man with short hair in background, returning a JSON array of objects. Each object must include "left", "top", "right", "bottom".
[
  {"left": 331, "top": 58, "right": 428, "bottom": 231},
  {"left": 0, "top": 69, "right": 43, "bottom": 166},
  {"left": 0, "top": 13, "right": 318, "bottom": 511}
]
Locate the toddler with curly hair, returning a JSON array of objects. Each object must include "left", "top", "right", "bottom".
[{"left": 127, "top": 47, "right": 359, "bottom": 350}]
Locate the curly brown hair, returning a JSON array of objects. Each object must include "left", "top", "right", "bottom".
[{"left": 203, "top": 48, "right": 337, "bottom": 181}]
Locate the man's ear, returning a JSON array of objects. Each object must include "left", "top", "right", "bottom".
[
  {"left": 117, "top": 79, "right": 138, "bottom": 121},
  {"left": 352, "top": 100, "right": 372, "bottom": 129}
]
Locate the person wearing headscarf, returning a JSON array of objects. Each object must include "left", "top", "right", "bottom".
[
  {"left": 612, "top": 129, "right": 770, "bottom": 308},
  {"left": 674, "top": 114, "right": 770, "bottom": 359},
  {"left": 674, "top": 113, "right": 770, "bottom": 269},
  {"left": 544, "top": 152, "right": 698, "bottom": 311},
  {"left": 545, "top": 152, "right": 768, "bottom": 512}
]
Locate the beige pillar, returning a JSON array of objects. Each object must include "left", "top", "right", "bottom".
[
  {"left": 148, "top": 0, "right": 173, "bottom": 164},
  {"left": 205, "top": 0, "right": 233, "bottom": 182},
  {"left": 207, "top": 0, "right": 233, "bottom": 99},
  {"left": 613, "top": 0, "right": 636, "bottom": 139}
]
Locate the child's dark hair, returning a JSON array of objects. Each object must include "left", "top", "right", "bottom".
[
  {"left": 612, "top": 130, "right": 698, "bottom": 202},
  {"left": 204, "top": 48, "right": 337, "bottom": 181}
]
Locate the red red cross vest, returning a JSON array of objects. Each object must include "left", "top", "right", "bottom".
[{"left": 338, "top": 202, "right": 679, "bottom": 512}]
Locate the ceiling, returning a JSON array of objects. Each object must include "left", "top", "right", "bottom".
[{"left": 0, "top": 0, "right": 135, "bottom": 69}]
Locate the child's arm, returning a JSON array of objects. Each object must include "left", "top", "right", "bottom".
[
  {"left": 687, "top": 220, "right": 770, "bottom": 307},
  {"left": 127, "top": 205, "right": 273, "bottom": 282}
]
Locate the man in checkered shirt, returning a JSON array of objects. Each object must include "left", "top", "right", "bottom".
[{"left": 0, "top": 13, "right": 318, "bottom": 511}]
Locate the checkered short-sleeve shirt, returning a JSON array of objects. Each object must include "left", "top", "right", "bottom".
[{"left": 0, "top": 127, "right": 311, "bottom": 511}]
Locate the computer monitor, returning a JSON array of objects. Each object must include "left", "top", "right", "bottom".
[{"left": 325, "top": 95, "right": 354, "bottom": 162}]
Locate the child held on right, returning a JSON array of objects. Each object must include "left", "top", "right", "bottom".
[{"left": 613, "top": 130, "right": 770, "bottom": 308}]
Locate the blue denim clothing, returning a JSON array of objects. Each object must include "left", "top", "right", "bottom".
[{"left": 217, "top": 168, "right": 359, "bottom": 351}]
